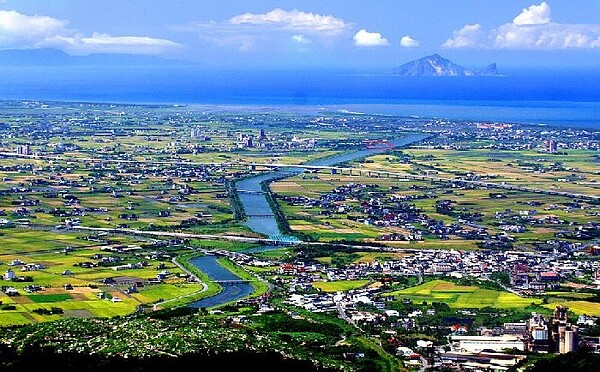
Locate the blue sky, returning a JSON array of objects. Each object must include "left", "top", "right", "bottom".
[{"left": 1, "top": 0, "right": 599, "bottom": 70}]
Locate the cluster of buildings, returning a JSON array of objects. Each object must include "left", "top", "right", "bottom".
[
  {"left": 421, "top": 120, "right": 600, "bottom": 152},
  {"left": 449, "top": 306, "right": 583, "bottom": 362},
  {"left": 278, "top": 247, "right": 597, "bottom": 295}
]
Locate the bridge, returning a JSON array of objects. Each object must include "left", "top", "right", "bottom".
[
  {"left": 213, "top": 280, "right": 252, "bottom": 284},
  {"left": 246, "top": 214, "right": 275, "bottom": 218},
  {"left": 237, "top": 189, "right": 267, "bottom": 195}
]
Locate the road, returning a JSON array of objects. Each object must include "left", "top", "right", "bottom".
[
  {"left": 2, "top": 151, "right": 598, "bottom": 201},
  {"left": 152, "top": 257, "right": 209, "bottom": 309}
]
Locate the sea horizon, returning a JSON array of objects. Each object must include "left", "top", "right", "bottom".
[{"left": 1, "top": 67, "right": 599, "bottom": 129}]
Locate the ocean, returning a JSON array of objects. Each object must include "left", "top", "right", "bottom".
[{"left": 1, "top": 66, "right": 598, "bottom": 128}]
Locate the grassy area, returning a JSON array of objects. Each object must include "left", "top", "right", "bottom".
[
  {"left": 312, "top": 280, "right": 371, "bottom": 292},
  {"left": 27, "top": 294, "right": 74, "bottom": 303}
]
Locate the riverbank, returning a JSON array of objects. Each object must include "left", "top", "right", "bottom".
[{"left": 152, "top": 253, "right": 222, "bottom": 310}]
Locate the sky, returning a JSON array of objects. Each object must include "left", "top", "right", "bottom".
[{"left": 0, "top": 0, "right": 599, "bottom": 70}]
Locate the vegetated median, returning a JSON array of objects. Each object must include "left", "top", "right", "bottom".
[
  {"left": 260, "top": 178, "right": 314, "bottom": 242},
  {"left": 226, "top": 179, "right": 246, "bottom": 221},
  {"left": 216, "top": 257, "right": 270, "bottom": 299}
]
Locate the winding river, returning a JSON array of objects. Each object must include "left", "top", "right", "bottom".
[{"left": 189, "top": 133, "right": 428, "bottom": 308}]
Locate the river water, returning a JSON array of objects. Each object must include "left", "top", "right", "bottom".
[
  {"left": 189, "top": 133, "right": 428, "bottom": 308},
  {"left": 188, "top": 255, "right": 254, "bottom": 309},
  {"left": 237, "top": 133, "right": 429, "bottom": 240}
]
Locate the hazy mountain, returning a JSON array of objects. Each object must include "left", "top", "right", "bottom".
[
  {"left": 0, "top": 48, "right": 195, "bottom": 67},
  {"left": 477, "top": 63, "right": 498, "bottom": 76},
  {"left": 391, "top": 54, "right": 498, "bottom": 76}
]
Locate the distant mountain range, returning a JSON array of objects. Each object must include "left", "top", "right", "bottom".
[
  {"left": 391, "top": 54, "right": 498, "bottom": 76},
  {"left": 0, "top": 48, "right": 195, "bottom": 67}
]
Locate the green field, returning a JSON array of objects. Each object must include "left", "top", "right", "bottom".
[
  {"left": 386, "top": 280, "right": 600, "bottom": 315},
  {"left": 312, "top": 280, "right": 371, "bottom": 292},
  {"left": 27, "top": 294, "right": 74, "bottom": 303}
]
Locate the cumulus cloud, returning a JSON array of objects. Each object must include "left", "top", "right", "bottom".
[
  {"left": 400, "top": 35, "right": 419, "bottom": 48},
  {"left": 353, "top": 29, "right": 389, "bottom": 47},
  {"left": 230, "top": 8, "right": 348, "bottom": 35},
  {"left": 178, "top": 8, "right": 349, "bottom": 51},
  {"left": 513, "top": 2, "right": 551, "bottom": 26},
  {"left": 443, "top": 2, "right": 600, "bottom": 50},
  {"left": 0, "top": 9, "right": 180, "bottom": 54},
  {"left": 0, "top": 10, "right": 66, "bottom": 47},
  {"left": 442, "top": 24, "right": 482, "bottom": 48}
]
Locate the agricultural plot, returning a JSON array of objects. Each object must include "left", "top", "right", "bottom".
[
  {"left": 385, "top": 148, "right": 600, "bottom": 196},
  {"left": 0, "top": 227, "right": 218, "bottom": 325},
  {"left": 269, "top": 145, "right": 599, "bottom": 250},
  {"left": 387, "top": 280, "right": 600, "bottom": 315},
  {"left": 312, "top": 280, "right": 371, "bottom": 292}
]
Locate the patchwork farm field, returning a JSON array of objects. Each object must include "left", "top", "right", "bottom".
[
  {"left": 386, "top": 280, "right": 600, "bottom": 316},
  {"left": 0, "top": 228, "right": 218, "bottom": 326}
]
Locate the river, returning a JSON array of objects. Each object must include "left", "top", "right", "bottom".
[
  {"left": 236, "top": 133, "right": 429, "bottom": 240},
  {"left": 189, "top": 133, "right": 428, "bottom": 308},
  {"left": 188, "top": 255, "right": 254, "bottom": 309}
]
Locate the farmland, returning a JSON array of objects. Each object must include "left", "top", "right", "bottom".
[{"left": 0, "top": 100, "right": 599, "bottom": 371}]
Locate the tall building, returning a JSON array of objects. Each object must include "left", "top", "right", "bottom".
[
  {"left": 552, "top": 306, "right": 578, "bottom": 354},
  {"left": 527, "top": 313, "right": 550, "bottom": 352},
  {"left": 243, "top": 135, "right": 254, "bottom": 148},
  {"left": 191, "top": 127, "right": 203, "bottom": 139},
  {"left": 258, "top": 128, "right": 266, "bottom": 140},
  {"left": 16, "top": 144, "right": 31, "bottom": 155},
  {"left": 545, "top": 139, "right": 558, "bottom": 153}
]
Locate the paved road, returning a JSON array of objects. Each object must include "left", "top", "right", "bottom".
[{"left": 153, "top": 257, "right": 209, "bottom": 309}]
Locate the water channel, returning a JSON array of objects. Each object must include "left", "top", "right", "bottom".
[{"left": 189, "top": 133, "right": 428, "bottom": 308}]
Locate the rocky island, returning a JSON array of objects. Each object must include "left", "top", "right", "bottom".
[{"left": 391, "top": 54, "right": 498, "bottom": 77}]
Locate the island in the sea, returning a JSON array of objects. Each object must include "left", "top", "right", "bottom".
[{"left": 390, "top": 54, "right": 498, "bottom": 77}]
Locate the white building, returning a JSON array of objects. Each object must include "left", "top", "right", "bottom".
[
  {"left": 449, "top": 335, "right": 525, "bottom": 353},
  {"left": 3, "top": 269, "right": 16, "bottom": 281}
]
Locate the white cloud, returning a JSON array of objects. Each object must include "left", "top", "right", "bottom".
[
  {"left": 179, "top": 8, "right": 349, "bottom": 51},
  {"left": 67, "top": 33, "right": 181, "bottom": 54},
  {"left": 513, "top": 2, "right": 551, "bottom": 26},
  {"left": 0, "top": 10, "right": 65, "bottom": 46},
  {"left": 442, "top": 24, "right": 482, "bottom": 48},
  {"left": 443, "top": 3, "right": 600, "bottom": 49},
  {"left": 493, "top": 23, "right": 600, "bottom": 49},
  {"left": 230, "top": 8, "right": 348, "bottom": 35},
  {"left": 400, "top": 35, "right": 419, "bottom": 48},
  {"left": 353, "top": 29, "right": 389, "bottom": 47},
  {"left": 0, "top": 9, "right": 180, "bottom": 54},
  {"left": 291, "top": 34, "right": 311, "bottom": 44}
]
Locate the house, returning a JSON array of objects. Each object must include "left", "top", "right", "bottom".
[
  {"left": 3, "top": 287, "right": 19, "bottom": 296},
  {"left": 3, "top": 269, "right": 16, "bottom": 281}
]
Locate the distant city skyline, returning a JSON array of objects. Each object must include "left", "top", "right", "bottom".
[{"left": 0, "top": 1, "right": 598, "bottom": 70}]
